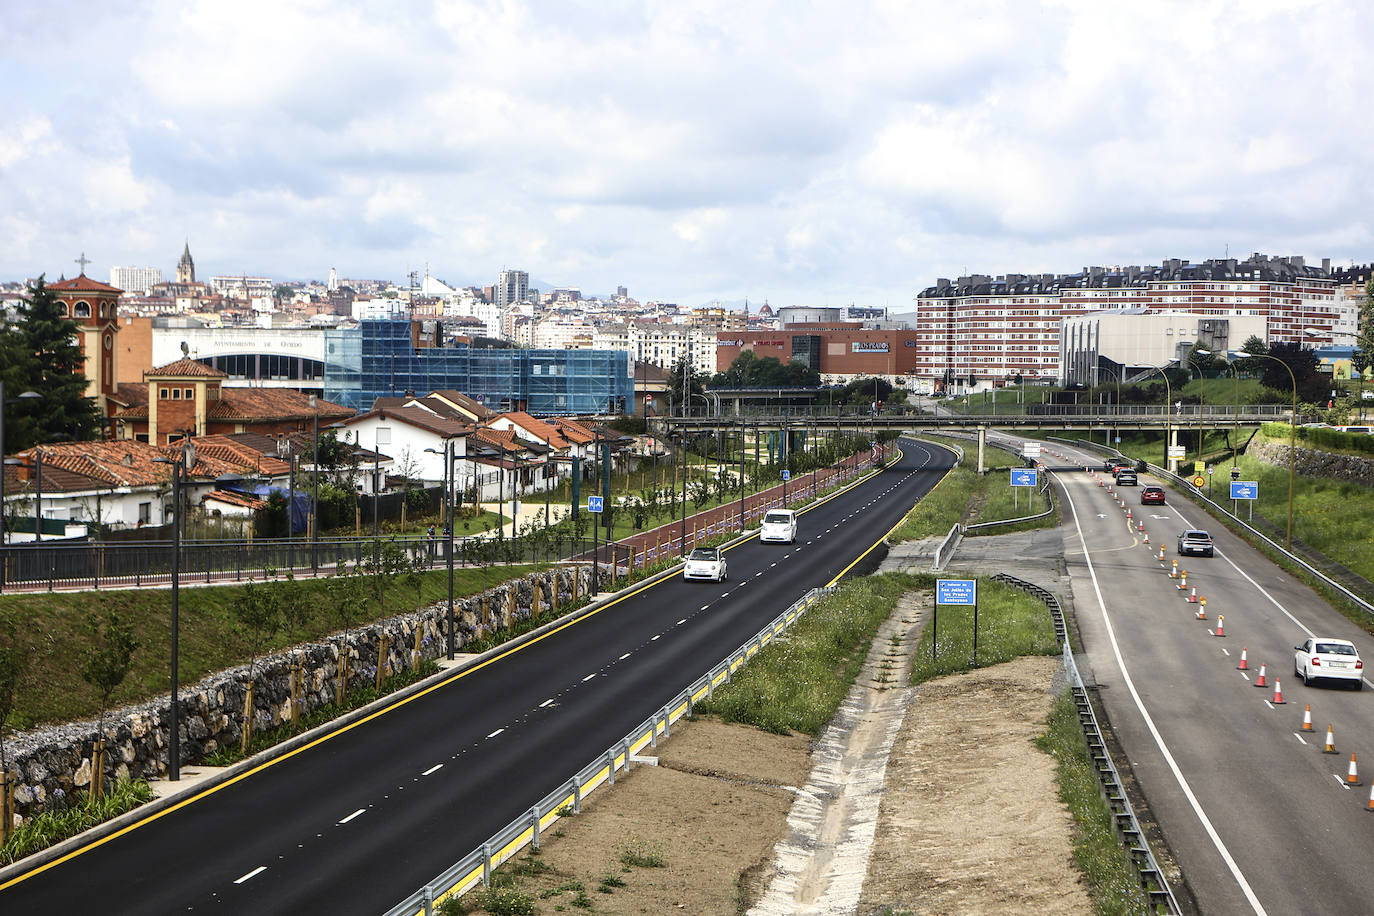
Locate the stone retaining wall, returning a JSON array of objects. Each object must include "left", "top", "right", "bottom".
[
  {"left": 1251, "top": 440, "right": 1374, "bottom": 486},
  {"left": 3, "top": 566, "right": 591, "bottom": 825}
]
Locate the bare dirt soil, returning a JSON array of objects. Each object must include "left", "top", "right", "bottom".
[{"left": 474, "top": 652, "right": 1089, "bottom": 916}]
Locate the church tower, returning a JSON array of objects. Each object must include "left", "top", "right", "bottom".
[
  {"left": 176, "top": 241, "right": 196, "bottom": 284},
  {"left": 48, "top": 271, "right": 122, "bottom": 422}
]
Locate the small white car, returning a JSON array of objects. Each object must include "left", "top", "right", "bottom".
[
  {"left": 1294, "top": 637, "right": 1365, "bottom": 689},
  {"left": 760, "top": 509, "right": 798, "bottom": 544},
  {"left": 682, "top": 547, "right": 727, "bottom": 582}
]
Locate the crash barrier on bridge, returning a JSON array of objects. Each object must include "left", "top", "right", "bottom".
[
  {"left": 1054, "top": 436, "right": 1374, "bottom": 617},
  {"left": 993, "top": 574, "right": 1177, "bottom": 912},
  {"left": 382, "top": 586, "right": 838, "bottom": 916}
]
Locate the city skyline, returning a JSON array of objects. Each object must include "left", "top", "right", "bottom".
[{"left": 3, "top": 1, "right": 1372, "bottom": 306}]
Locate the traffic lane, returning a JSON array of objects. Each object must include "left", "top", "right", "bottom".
[
  {"left": 1065, "top": 473, "right": 1374, "bottom": 915},
  {"left": 0, "top": 444, "right": 955, "bottom": 912}
]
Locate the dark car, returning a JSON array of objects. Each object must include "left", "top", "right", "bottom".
[
  {"left": 1115, "top": 470, "right": 1138, "bottom": 486},
  {"left": 1177, "top": 529, "right": 1214, "bottom": 557},
  {"left": 1105, "top": 458, "right": 1132, "bottom": 474},
  {"left": 1141, "top": 486, "right": 1166, "bottom": 505}
]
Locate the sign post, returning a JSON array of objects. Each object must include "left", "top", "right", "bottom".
[
  {"left": 588, "top": 496, "right": 604, "bottom": 595},
  {"left": 1229, "top": 480, "right": 1258, "bottom": 522},
  {"left": 1010, "top": 468, "right": 1037, "bottom": 511},
  {"left": 935, "top": 578, "right": 979, "bottom": 664}
]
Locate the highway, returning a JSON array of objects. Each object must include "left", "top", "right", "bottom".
[
  {"left": 0, "top": 438, "right": 956, "bottom": 914},
  {"left": 1040, "top": 437, "right": 1374, "bottom": 916}
]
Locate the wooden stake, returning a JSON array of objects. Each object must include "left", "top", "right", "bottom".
[
  {"left": 376, "top": 631, "right": 389, "bottom": 691},
  {"left": 240, "top": 681, "right": 255, "bottom": 755},
  {"left": 336, "top": 644, "right": 349, "bottom": 705},
  {"left": 90, "top": 737, "right": 105, "bottom": 805}
]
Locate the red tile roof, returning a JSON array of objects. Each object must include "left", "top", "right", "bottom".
[
  {"left": 201, "top": 490, "right": 268, "bottom": 511},
  {"left": 146, "top": 358, "right": 229, "bottom": 379},
  {"left": 341, "top": 405, "right": 473, "bottom": 438},
  {"left": 493, "top": 411, "right": 570, "bottom": 449},
  {"left": 48, "top": 275, "right": 123, "bottom": 294}
]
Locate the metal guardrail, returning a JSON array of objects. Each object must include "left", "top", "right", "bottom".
[
  {"left": 963, "top": 475, "right": 1056, "bottom": 536},
  {"left": 382, "top": 586, "right": 837, "bottom": 916},
  {"left": 991, "top": 573, "right": 1176, "bottom": 913},
  {"left": 933, "top": 524, "right": 960, "bottom": 571}
]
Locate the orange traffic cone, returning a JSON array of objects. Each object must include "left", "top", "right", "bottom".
[
  {"left": 1214, "top": 613, "right": 1224, "bottom": 636},
  {"left": 1348, "top": 753, "right": 1362, "bottom": 787},
  {"left": 1323, "top": 724, "right": 1338, "bottom": 754},
  {"left": 1159, "top": 547, "right": 1166, "bottom": 562},
  {"left": 1169, "top": 560, "right": 1178, "bottom": 578},
  {"left": 1138, "top": 520, "right": 1144, "bottom": 532},
  {"left": 1365, "top": 784, "right": 1374, "bottom": 812},
  {"left": 1236, "top": 647, "right": 1248, "bottom": 670},
  {"left": 1255, "top": 663, "right": 1268, "bottom": 687},
  {"left": 1272, "top": 678, "right": 1285, "bottom": 704},
  {"left": 1178, "top": 572, "right": 1188, "bottom": 590},
  {"left": 1127, "top": 508, "right": 1133, "bottom": 519},
  {"left": 1301, "top": 704, "right": 1314, "bottom": 732},
  {"left": 1144, "top": 532, "right": 1150, "bottom": 544},
  {"left": 1188, "top": 587, "right": 1198, "bottom": 604}
]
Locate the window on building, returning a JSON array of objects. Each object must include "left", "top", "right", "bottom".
[
  {"left": 160, "top": 387, "right": 169, "bottom": 399},
  {"left": 184, "top": 388, "right": 194, "bottom": 399},
  {"left": 138, "top": 502, "right": 152, "bottom": 524},
  {"left": 376, "top": 427, "right": 391, "bottom": 445}
]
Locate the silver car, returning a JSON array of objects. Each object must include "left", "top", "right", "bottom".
[{"left": 1295, "top": 637, "right": 1364, "bottom": 689}]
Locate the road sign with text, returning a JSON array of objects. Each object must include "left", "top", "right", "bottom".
[
  {"left": 1229, "top": 481, "right": 1258, "bottom": 500},
  {"left": 1010, "top": 468, "right": 1038, "bottom": 488},
  {"left": 936, "top": 579, "right": 977, "bottom": 606}
]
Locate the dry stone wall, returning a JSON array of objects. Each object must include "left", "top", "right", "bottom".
[
  {"left": 3, "top": 566, "right": 590, "bottom": 825},
  {"left": 1251, "top": 440, "right": 1374, "bottom": 486}
]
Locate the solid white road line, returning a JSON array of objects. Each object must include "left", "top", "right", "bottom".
[
  {"left": 338, "top": 808, "right": 365, "bottom": 824},
  {"left": 234, "top": 866, "right": 267, "bottom": 884},
  {"left": 422, "top": 764, "right": 443, "bottom": 776},
  {"left": 1061, "top": 479, "right": 1269, "bottom": 916}
]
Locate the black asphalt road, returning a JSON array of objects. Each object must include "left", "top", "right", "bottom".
[
  {"left": 1041, "top": 438, "right": 1374, "bottom": 916},
  {"left": 0, "top": 439, "right": 955, "bottom": 914}
]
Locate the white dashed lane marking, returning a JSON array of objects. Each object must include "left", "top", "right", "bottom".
[
  {"left": 582, "top": 673, "right": 596, "bottom": 682},
  {"left": 539, "top": 698, "right": 554, "bottom": 707},
  {"left": 487, "top": 728, "right": 505, "bottom": 738},
  {"left": 338, "top": 808, "right": 366, "bottom": 825},
  {"left": 618, "top": 652, "right": 631, "bottom": 660},
  {"left": 234, "top": 866, "right": 267, "bottom": 884},
  {"left": 422, "top": 763, "right": 443, "bottom": 776}
]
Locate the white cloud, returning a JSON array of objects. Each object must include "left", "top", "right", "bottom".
[{"left": 0, "top": 0, "right": 1371, "bottom": 303}]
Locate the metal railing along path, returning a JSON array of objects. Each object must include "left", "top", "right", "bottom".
[
  {"left": 382, "top": 587, "right": 836, "bottom": 916},
  {"left": 992, "top": 573, "right": 1177, "bottom": 913}
]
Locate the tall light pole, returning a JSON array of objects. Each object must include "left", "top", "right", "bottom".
[
  {"left": 426, "top": 441, "right": 458, "bottom": 660},
  {"left": 1236, "top": 350, "right": 1297, "bottom": 549},
  {"left": 310, "top": 395, "right": 319, "bottom": 574},
  {"left": 1143, "top": 364, "right": 1174, "bottom": 472},
  {"left": 154, "top": 438, "right": 196, "bottom": 782}
]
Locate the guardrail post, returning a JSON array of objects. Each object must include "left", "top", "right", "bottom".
[
  {"left": 422, "top": 886, "right": 434, "bottom": 916},
  {"left": 622, "top": 740, "right": 631, "bottom": 773},
  {"left": 606, "top": 749, "right": 616, "bottom": 785},
  {"left": 530, "top": 805, "right": 541, "bottom": 849},
  {"left": 650, "top": 713, "right": 659, "bottom": 748},
  {"left": 481, "top": 843, "right": 493, "bottom": 886},
  {"left": 663, "top": 704, "right": 671, "bottom": 738},
  {"left": 572, "top": 777, "right": 581, "bottom": 814}
]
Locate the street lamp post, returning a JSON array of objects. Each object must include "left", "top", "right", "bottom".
[
  {"left": 1242, "top": 351, "right": 1297, "bottom": 549},
  {"left": 154, "top": 438, "right": 196, "bottom": 782},
  {"left": 426, "top": 442, "right": 458, "bottom": 661},
  {"left": 1142, "top": 364, "right": 1174, "bottom": 471},
  {"left": 310, "top": 395, "right": 319, "bottom": 574}
]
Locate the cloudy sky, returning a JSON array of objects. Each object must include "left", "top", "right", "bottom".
[{"left": 2, "top": 0, "right": 1370, "bottom": 307}]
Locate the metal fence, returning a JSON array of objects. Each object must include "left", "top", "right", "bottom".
[{"left": 381, "top": 586, "right": 835, "bottom": 916}]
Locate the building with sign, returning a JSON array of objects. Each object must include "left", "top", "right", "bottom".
[{"left": 714, "top": 326, "right": 923, "bottom": 387}]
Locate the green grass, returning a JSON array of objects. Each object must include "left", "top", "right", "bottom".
[
  {"left": 1, "top": 777, "right": 155, "bottom": 866},
  {"left": 1036, "top": 692, "right": 1155, "bottom": 915},
  {"left": 0, "top": 565, "right": 539, "bottom": 729},
  {"left": 908, "top": 576, "right": 1059, "bottom": 685},
  {"left": 692, "top": 574, "right": 919, "bottom": 735}
]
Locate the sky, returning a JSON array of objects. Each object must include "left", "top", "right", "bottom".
[{"left": 2, "top": 0, "right": 1371, "bottom": 308}]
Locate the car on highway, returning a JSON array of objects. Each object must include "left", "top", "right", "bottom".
[
  {"left": 1104, "top": 457, "right": 1132, "bottom": 474},
  {"left": 1294, "top": 637, "right": 1364, "bottom": 689},
  {"left": 1115, "top": 470, "right": 1138, "bottom": 486},
  {"left": 1140, "top": 485, "right": 1166, "bottom": 505},
  {"left": 760, "top": 509, "right": 797, "bottom": 543},
  {"left": 1177, "top": 529, "right": 1214, "bottom": 557},
  {"left": 682, "top": 546, "right": 727, "bottom": 582}
]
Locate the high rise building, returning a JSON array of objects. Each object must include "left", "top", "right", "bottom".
[
  {"left": 495, "top": 269, "right": 529, "bottom": 308},
  {"left": 176, "top": 241, "right": 196, "bottom": 284},
  {"left": 109, "top": 266, "right": 163, "bottom": 295}
]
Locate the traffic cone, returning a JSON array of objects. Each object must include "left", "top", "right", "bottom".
[
  {"left": 1188, "top": 587, "right": 1198, "bottom": 604},
  {"left": 1179, "top": 572, "right": 1188, "bottom": 590},
  {"left": 1138, "top": 520, "right": 1144, "bottom": 532},
  {"left": 1365, "top": 784, "right": 1374, "bottom": 812},
  {"left": 1323, "top": 724, "right": 1338, "bottom": 754},
  {"left": 1236, "top": 646, "right": 1248, "bottom": 670},
  {"left": 1348, "top": 753, "right": 1362, "bottom": 787},
  {"left": 1214, "top": 613, "right": 1224, "bottom": 636},
  {"left": 1272, "top": 678, "right": 1285, "bottom": 704},
  {"left": 1170, "top": 560, "right": 1178, "bottom": 578},
  {"left": 1127, "top": 508, "right": 1133, "bottom": 519},
  {"left": 1301, "top": 704, "right": 1313, "bottom": 732},
  {"left": 1159, "top": 546, "right": 1166, "bottom": 562},
  {"left": 1144, "top": 532, "right": 1150, "bottom": 544},
  {"left": 1255, "top": 663, "right": 1268, "bottom": 687}
]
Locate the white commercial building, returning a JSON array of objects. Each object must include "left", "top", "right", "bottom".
[
  {"left": 1059, "top": 311, "right": 1270, "bottom": 386},
  {"left": 109, "top": 266, "right": 163, "bottom": 295}
]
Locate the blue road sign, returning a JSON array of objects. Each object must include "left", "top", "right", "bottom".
[
  {"left": 1229, "top": 481, "right": 1259, "bottom": 500},
  {"left": 1010, "top": 468, "right": 1038, "bottom": 488},
  {"left": 588, "top": 496, "right": 604, "bottom": 513},
  {"left": 936, "top": 578, "right": 977, "bottom": 606},
  {"left": 781, "top": 470, "right": 790, "bottom": 481}
]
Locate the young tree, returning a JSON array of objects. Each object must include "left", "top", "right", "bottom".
[
  {"left": 320, "top": 570, "right": 366, "bottom": 703},
  {"left": 230, "top": 575, "right": 306, "bottom": 751},
  {"left": 80, "top": 610, "right": 139, "bottom": 803},
  {"left": 9, "top": 277, "right": 103, "bottom": 450}
]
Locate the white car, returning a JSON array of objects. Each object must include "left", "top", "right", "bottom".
[
  {"left": 760, "top": 509, "right": 797, "bottom": 544},
  {"left": 1294, "top": 637, "right": 1365, "bottom": 689},
  {"left": 682, "top": 547, "right": 727, "bottom": 582}
]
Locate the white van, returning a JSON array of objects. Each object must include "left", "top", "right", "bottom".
[{"left": 760, "top": 509, "right": 797, "bottom": 544}]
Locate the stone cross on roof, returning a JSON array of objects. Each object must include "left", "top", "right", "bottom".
[{"left": 74, "top": 252, "right": 91, "bottom": 274}]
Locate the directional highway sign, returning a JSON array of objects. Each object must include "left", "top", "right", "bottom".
[
  {"left": 1010, "top": 468, "right": 1038, "bottom": 488},
  {"left": 936, "top": 579, "right": 977, "bottom": 606},
  {"left": 1230, "top": 481, "right": 1259, "bottom": 500}
]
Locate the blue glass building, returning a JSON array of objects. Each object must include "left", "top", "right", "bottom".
[{"left": 323, "top": 320, "right": 634, "bottom": 415}]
